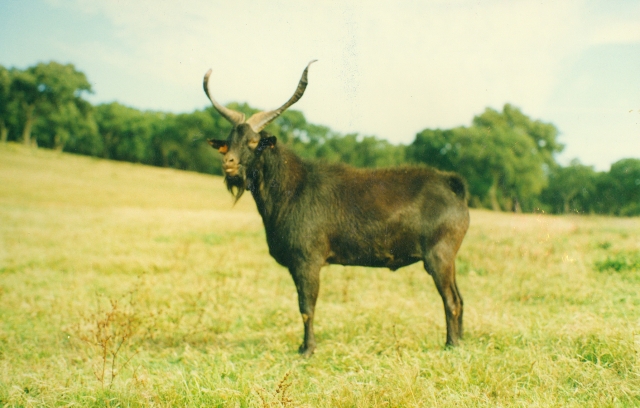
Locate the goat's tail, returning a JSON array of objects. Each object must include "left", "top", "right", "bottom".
[{"left": 448, "top": 174, "right": 468, "bottom": 201}]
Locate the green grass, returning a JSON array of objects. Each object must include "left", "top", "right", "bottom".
[{"left": 1, "top": 142, "right": 639, "bottom": 407}]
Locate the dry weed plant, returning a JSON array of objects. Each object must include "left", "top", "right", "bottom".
[
  {"left": 255, "top": 371, "right": 295, "bottom": 407},
  {"left": 71, "top": 277, "right": 220, "bottom": 388},
  {"left": 72, "top": 286, "right": 152, "bottom": 389}
]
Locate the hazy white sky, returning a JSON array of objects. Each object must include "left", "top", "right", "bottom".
[{"left": 1, "top": 0, "right": 638, "bottom": 170}]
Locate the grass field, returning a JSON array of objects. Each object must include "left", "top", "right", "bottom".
[{"left": 1, "top": 142, "right": 639, "bottom": 407}]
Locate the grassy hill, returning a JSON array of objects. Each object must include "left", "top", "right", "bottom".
[{"left": 1, "top": 143, "right": 639, "bottom": 406}]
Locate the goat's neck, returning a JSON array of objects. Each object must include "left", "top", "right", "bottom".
[{"left": 249, "top": 146, "right": 305, "bottom": 222}]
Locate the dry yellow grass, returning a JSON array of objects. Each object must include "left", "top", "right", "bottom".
[{"left": 1, "top": 142, "right": 639, "bottom": 406}]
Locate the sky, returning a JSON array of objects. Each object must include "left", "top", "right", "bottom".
[{"left": 1, "top": 0, "right": 638, "bottom": 171}]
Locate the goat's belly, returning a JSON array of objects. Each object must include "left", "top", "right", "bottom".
[
  {"left": 327, "top": 255, "right": 421, "bottom": 270},
  {"left": 326, "top": 240, "right": 422, "bottom": 271}
]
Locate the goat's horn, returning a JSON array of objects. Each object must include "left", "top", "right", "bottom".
[
  {"left": 203, "top": 69, "right": 245, "bottom": 125},
  {"left": 246, "top": 60, "right": 317, "bottom": 133}
]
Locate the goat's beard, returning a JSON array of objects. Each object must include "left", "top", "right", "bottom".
[{"left": 225, "top": 173, "right": 247, "bottom": 202}]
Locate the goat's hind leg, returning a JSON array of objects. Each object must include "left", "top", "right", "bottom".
[{"left": 423, "top": 244, "right": 463, "bottom": 347}]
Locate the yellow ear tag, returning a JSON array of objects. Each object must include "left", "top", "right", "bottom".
[{"left": 219, "top": 145, "right": 228, "bottom": 154}]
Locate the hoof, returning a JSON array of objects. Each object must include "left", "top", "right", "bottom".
[
  {"left": 298, "top": 344, "right": 315, "bottom": 358},
  {"left": 445, "top": 339, "right": 460, "bottom": 349}
]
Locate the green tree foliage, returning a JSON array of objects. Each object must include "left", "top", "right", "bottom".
[
  {"left": 33, "top": 97, "right": 101, "bottom": 153},
  {"left": 148, "top": 109, "right": 223, "bottom": 174},
  {"left": 94, "top": 102, "right": 157, "bottom": 162},
  {"left": 473, "top": 104, "right": 563, "bottom": 167},
  {"left": 408, "top": 104, "right": 562, "bottom": 212},
  {"left": 266, "top": 110, "right": 405, "bottom": 167},
  {"left": 609, "top": 159, "right": 640, "bottom": 216},
  {"left": 0, "top": 65, "right": 12, "bottom": 143},
  {"left": 408, "top": 127, "right": 494, "bottom": 208},
  {"left": 470, "top": 105, "right": 562, "bottom": 211},
  {"left": 9, "top": 62, "right": 92, "bottom": 146},
  {"left": 540, "top": 158, "right": 640, "bottom": 216},
  {"left": 594, "top": 159, "right": 640, "bottom": 216},
  {"left": 541, "top": 160, "right": 598, "bottom": 214}
]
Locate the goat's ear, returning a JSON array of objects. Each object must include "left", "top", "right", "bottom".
[
  {"left": 208, "top": 139, "right": 228, "bottom": 154},
  {"left": 257, "top": 136, "right": 277, "bottom": 151}
]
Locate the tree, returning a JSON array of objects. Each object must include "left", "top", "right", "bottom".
[
  {"left": 270, "top": 109, "right": 307, "bottom": 145},
  {"left": 407, "top": 129, "right": 458, "bottom": 171},
  {"left": 0, "top": 65, "right": 12, "bottom": 143},
  {"left": 10, "top": 62, "right": 92, "bottom": 146},
  {"left": 32, "top": 95, "right": 101, "bottom": 153},
  {"left": 473, "top": 104, "right": 563, "bottom": 167},
  {"left": 149, "top": 109, "right": 222, "bottom": 174},
  {"left": 541, "top": 160, "right": 598, "bottom": 214},
  {"left": 264, "top": 109, "right": 405, "bottom": 168},
  {"left": 607, "top": 158, "right": 640, "bottom": 216},
  {"left": 470, "top": 105, "right": 560, "bottom": 211},
  {"left": 94, "top": 102, "right": 158, "bottom": 162},
  {"left": 408, "top": 104, "right": 560, "bottom": 211}
]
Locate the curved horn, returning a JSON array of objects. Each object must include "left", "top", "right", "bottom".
[
  {"left": 203, "top": 69, "right": 245, "bottom": 125},
  {"left": 245, "top": 60, "right": 317, "bottom": 133}
]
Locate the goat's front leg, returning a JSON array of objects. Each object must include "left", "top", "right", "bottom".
[{"left": 289, "top": 263, "right": 321, "bottom": 357}]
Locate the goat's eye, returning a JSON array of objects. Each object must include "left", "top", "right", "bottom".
[{"left": 248, "top": 139, "right": 259, "bottom": 149}]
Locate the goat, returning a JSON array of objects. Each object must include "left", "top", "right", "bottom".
[{"left": 204, "top": 61, "right": 470, "bottom": 356}]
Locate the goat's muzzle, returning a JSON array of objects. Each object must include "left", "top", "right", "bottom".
[{"left": 222, "top": 152, "right": 240, "bottom": 177}]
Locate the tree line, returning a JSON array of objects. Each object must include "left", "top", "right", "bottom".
[{"left": 1, "top": 61, "right": 638, "bottom": 216}]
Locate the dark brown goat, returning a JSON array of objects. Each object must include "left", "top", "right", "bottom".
[{"left": 204, "top": 62, "right": 470, "bottom": 356}]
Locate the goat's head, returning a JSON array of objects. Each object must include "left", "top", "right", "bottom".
[{"left": 204, "top": 61, "right": 316, "bottom": 200}]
